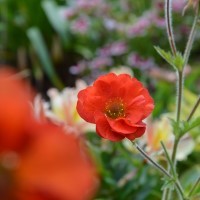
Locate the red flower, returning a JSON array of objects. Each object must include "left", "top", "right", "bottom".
[
  {"left": 0, "top": 68, "right": 97, "bottom": 200},
  {"left": 0, "top": 69, "right": 34, "bottom": 152},
  {"left": 77, "top": 73, "right": 154, "bottom": 141},
  {"left": 0, "top": 124, "right": 97, "bottom": 200},
  {"left": 15, "top": 124, "right": 97, "bottom": 200}
]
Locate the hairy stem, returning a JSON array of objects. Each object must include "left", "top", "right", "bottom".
[
  {"left": 134, "top": 142, "right": 171, "bottom": 178},
  {"left": 188, "top": 177, "right": 200, "bottom": 198},
  {"left": 170, "top": 70, "right": 183, "bottom": 167},
  {"left": 133, "top": 142, "right": 186, "bottom": 200},
  {"left": 183, "top": 4, "right": 199, "bottom": 71},
  {"left": 176, "top": 71, "right": 183, "bottom": 123},
  {"left": 171, "top": 138, "right": 180, "bottom": 163},
  {"left": 161, "top": 141, "right": 185, "bottom": 199},
  {"left": 187, "top": 95, "right": 200, "bottom": 122},
  {"left": 165, "top": 0, "right": 177, "bottom": 56},
  {"left": 161, "top": 141, "right": 176, "bottom": 177}
]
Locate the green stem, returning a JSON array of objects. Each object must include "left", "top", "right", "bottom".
[
  {"left": 171, "top": 70, "right": 183, "bottom": 166},
  {"left": 161, "top": 141, "right": 185, "bottom": 199},
  {"left": 187, "top": 177, "right": 200, "bottom": 198},
  {"left": 176, "top": 71, "right": 183, "bottom": 123},
  {"left": 161, "top": 141, "right": 176, "bottom": 177},
  {"left": 162, "top": 166, "right": 171, "bottom": 200},
  {"left": 162, "top": 135, "right": 180, "bottom": 200},
  {"left": 133, "top": 142, "right": 186, "bottom": 200},
  {"left": 165, "top": 0, "right": 177, "bottom": 56},
  {"left": 170, "top": 70, "right": 183, "bottom": 166},
  {"left": 162, "top": 2, "right": 199, "bottom": 200},
  {"left": 134, "top": 142, "right": 171, "bottom": 178},
  {"left": 187, "top": 95, "right": 200, "bottom": 122},
  {"left": 162, "top": 189, "right": 168, "bottom": 200},
  {"left": 171, "top": 137, "right": 180, "bottom": 163},
  {"left": 183, "top": 4, "right": 199, "bottom": 71},
  {"left": 168, "top": 4, "right": 200, "bottom": 199}
]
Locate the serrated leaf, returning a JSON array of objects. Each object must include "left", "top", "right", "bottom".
[
  {"left": 154, "top": 46, "right": 184, "bottom": 70},
  {"left": 180, "top": 116, "right": 200, "bottom": 136},
  {"left": 173, "top": 52, "right": 184, "bottom": 70},
  {"left": 169, "top": 118, "right": 180, "bottom": 136},
  {"left": 161, "top": 178, "right": 175, "bottom": 191}
]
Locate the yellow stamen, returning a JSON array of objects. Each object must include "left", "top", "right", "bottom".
[{"left": 105, "top": 98, "right": 125, "bottom": 119}]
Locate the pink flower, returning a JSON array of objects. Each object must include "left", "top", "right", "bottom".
[
  {"left": 172, "top": 0, "right": 186, "bottom": 12},
  {"left": 59, "top": 7, "right": 77, "bottom": 19},
  {"left": 127, "top": 17, "right": 150, "bottom": 37},
  {"left": 77, "top": 0, "right": 100, "bottom": 9},
  {"left": 71, "top": 17, "right": 90, "bottom": 34},
  {"left": 70, "top": 60, "right": 87, "bottom": 75},
  {"left": 98, "top": 41, "right": 128, "bottom": 57},
  {"left": 127, "top": 53, "right": 156, "bottom": 70},
  {"left": 89, "top": 57, "right": 113, "bottom": 69}
]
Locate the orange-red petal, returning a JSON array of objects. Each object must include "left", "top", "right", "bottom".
[
  {"left": 77, "top": 73, "right": 154, "bottom": 142},
  {"left": 95, "top": 115, "right": 124, "bottom": 141},
  {"left": 125, "top": 125, "right": 146, "bottom": 140},
  {"left": 0, "top": 69, "right": 34, "bottom": 152},
  {"left": 16, "top": 124, "right": 97, "bottom": 200}
]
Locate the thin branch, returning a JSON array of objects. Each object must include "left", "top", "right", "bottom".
[
  {"left": 183, "top": 4, "right": 200, "bottom": 71},
  {"left": 134, "top": 142, "right": 171, "bottom": 177},
  {"left": 133, "top": 142, "right": 186, "bottom": 199},
  {"left": 188, "top": 177, "right": 200, "bottom": 197},
  {"left": 187, "top": 95, "right": 200, "bottom": 122},
  {"left": 165, "top": 0, "right": 177, "bottom": 56}
]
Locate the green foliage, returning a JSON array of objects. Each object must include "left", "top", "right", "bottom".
[
  {"left": 42, "top": 0, "right": 68, "bottom": 43},
  {"left": 169, "top": 118, "right": 181, "bottom": 136},
  {"left": 170, "top": 116, "right": 200, "bottom": 138},
  {"left": 161, "top": 178, "right": 175, "bottom": 191},
  {"left": 154, "top": 46, "right": 184, "bottom": 71},
  {"left": 1, "top": 0, "right": 200, "bottom": 199},
  {"left": 181, "top": 165, "right": 200, "bottom": 195},
  {"left": 180, "top": 117, "right": 200, "bottom": 137},
  {"left": 27, "top": 27, "right": 64, "bottom": 89}
]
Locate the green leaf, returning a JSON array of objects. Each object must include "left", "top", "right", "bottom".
[
  {"left": 27, "top": 27, "right": 64, "bottom": 89},
  {"left": 169, "top": 116, "right": 200, "bottom": 137},
  {"left": 180, "top": 116, "right": 200, "bottom": 136},
  {"left": 161, "top": 178, "right": 175, "bottom": 191},
  {"left": 173, "top": 52, "right": 184, "bottom": 70},
  {"left": 169, "top": 118, "right": 180, "bottom": 136},
  {"left": 74, "top": 45, "right": 94, "bottom": 59},
  {"left": 154, "top": 46, "right": 184, "bottom": 70},
  {"left": 42, "top": 0, "right": 68, "bottom": 43},
  {"left": 180, "top": 165, "right": 200, "bottom": 194}
]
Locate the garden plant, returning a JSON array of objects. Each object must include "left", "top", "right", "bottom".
[{"left": 0, "top": 0, "right": 200, "bottom": 200}]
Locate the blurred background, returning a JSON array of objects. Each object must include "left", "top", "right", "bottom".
[{"left": 1, "top": 0, "right": 200, "bottom": 199}]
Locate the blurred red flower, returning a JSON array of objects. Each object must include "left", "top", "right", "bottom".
[
  {"left": 77, "top": 73, "right": 154, "bottom": 141},
  {"left": 0, "top": 69, "right": 34, "bottom": 152},
  {"left": 15, "top": 124, "right": 97, "bottom": 200},
  {"left": 0, "top": 68, "right": 97, "bottom": 200}
]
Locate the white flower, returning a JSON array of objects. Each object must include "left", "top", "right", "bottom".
[
  {"left": 123, "top": 114, "right": 195, "bottom": 161},
  {"left": 34, "top": 80, "right": 95, "bottom": 135},
  {"left": 109, "top": 66, "right": 133, "bottom": 76}
]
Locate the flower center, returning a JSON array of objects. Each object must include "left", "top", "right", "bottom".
[{"left": 105, "top": 98, "right": 125, "bottom": 119}]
